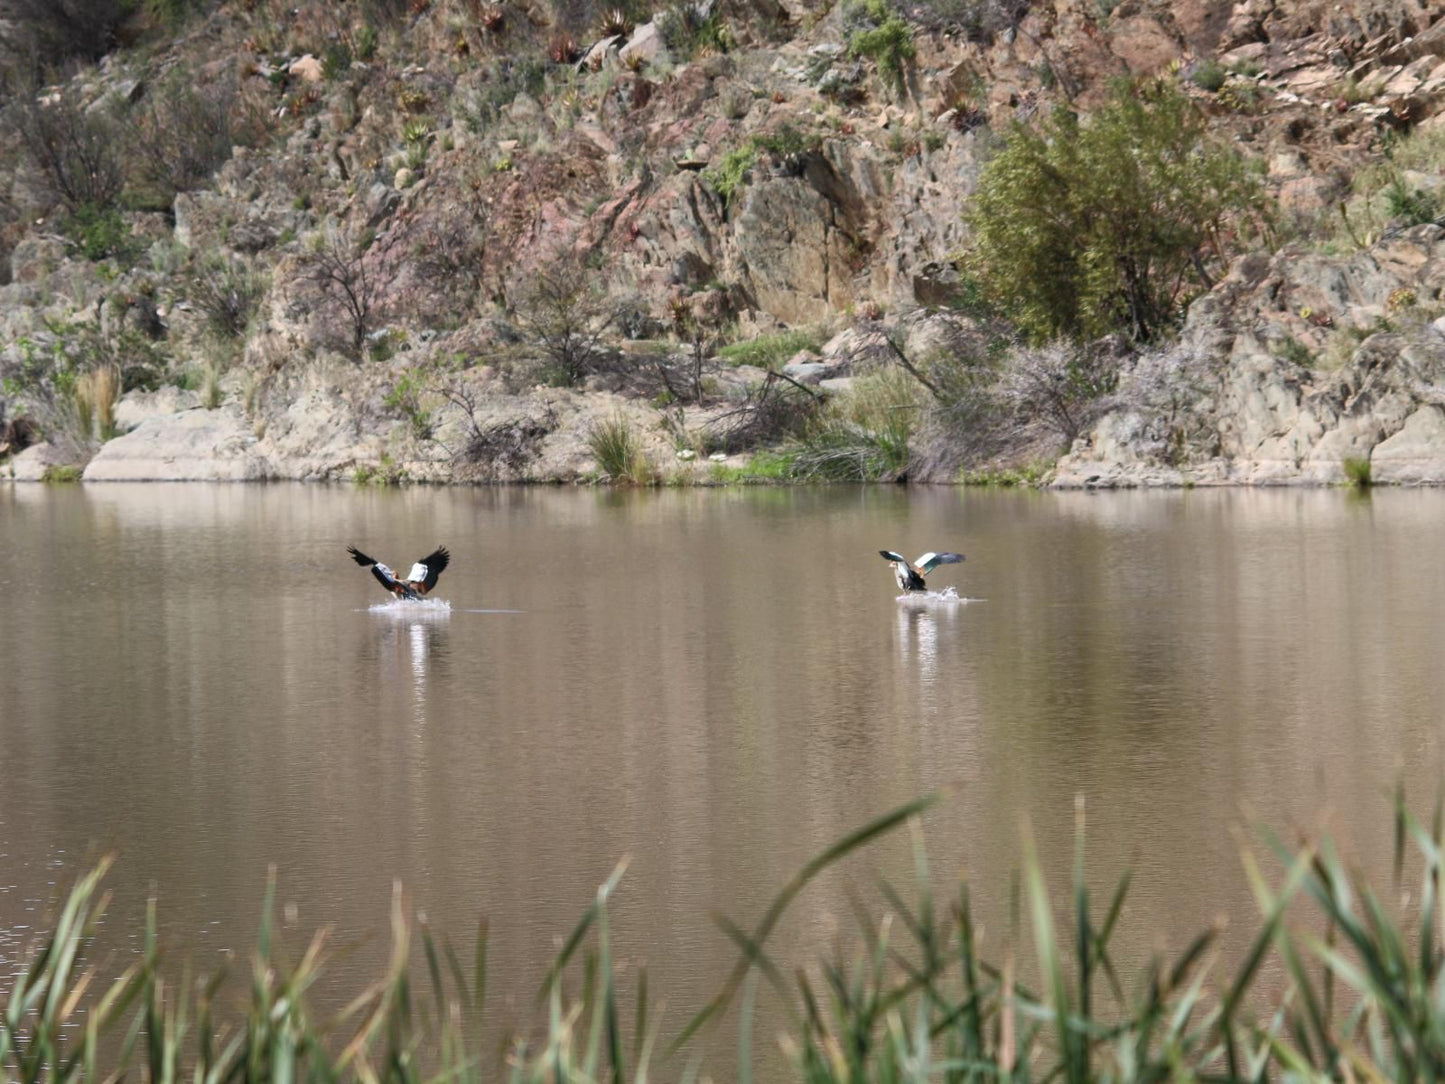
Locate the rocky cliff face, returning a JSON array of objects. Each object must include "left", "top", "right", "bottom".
[
  {"left": 0, "top": 0, "right": 1443, "bottom": 484},
  {"left": 1056, "top": 225, "right": 1445, "bottom": 486}
]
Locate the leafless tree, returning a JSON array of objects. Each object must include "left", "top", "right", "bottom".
[
  {"left": 13, "top": 85, "right": 124, "bottom": 212},
  {"left": 406, "top": 205, "right": 489, "bottom": 321},
  {"left": 509, "top": 251, "right": 618, "bottom": 386},
  {"left": 997, "top": 339, "right": 1119, "bottom": 448},
  {"left": 701, "top": 369, "right": 822, "bottom": 453},
  {"left": 300, "top": 222, "right": 406, "bottom": 360},
  {"left": 433, "top": 379, "right": 557, "bottom": 476},
  {"left": 129, "top": 68, "right": 251, "bottom": 208}
]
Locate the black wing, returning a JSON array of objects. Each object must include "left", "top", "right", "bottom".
[
  {"left": 879, "top": 550, "right": 908, "bottom": 564},
  {"left": 349, "top": 545, "right": 400, "bottom": 594},
  {"left": 415, "top": 546, "right": 450, "bottom": 593}
]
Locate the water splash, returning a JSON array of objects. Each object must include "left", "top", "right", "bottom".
[
  {"left": 895, "top": 586, "right": 980, "bottom": 606},
  {"left": 365, "top": 598, "right": 452, "bottom": 617}
]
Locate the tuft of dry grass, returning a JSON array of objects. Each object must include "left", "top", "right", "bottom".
[{"left": 73, "top": 364, "right": 121, "bottom": 441}]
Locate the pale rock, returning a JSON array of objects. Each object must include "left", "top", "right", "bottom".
[
  {"left": 83, "top": 408, "right": 269, "bottom": 481},
  {"left": 1106, "top": 14, "right": 1182, "bottom": 73},
  {"left": 781, "top": 361, "right": 830, "bottom": 383},
  {"left": 620, "top": 22, "right": 668, "bottom": 67},
  {"left": 579, "top": 36, "right": 622, "bottom": 71},
  {"left": 9, "top": 235, "right": 65, "bottom": 283},
  {"left": 289, "top": 55, "right": 325, "bottom": 83},
  {"left": 4, "top": 442, "right": 74, "bottom": 482},
  {"left": 1373, "top": 406, "right": 1445, "bottom": 484},
  {"left": 1268, "top": 149, "right": 1308, "bottom": 177},
  {"left": 114, "top": 387, "right": 203, "bottom": 433}
]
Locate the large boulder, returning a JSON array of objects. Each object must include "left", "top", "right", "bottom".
[
  {"left": 1372, "top": 405, "right": 1445, "bottom": 484},
  {"left": 83, "top": 408, "right": 270, "bottom": 481}
]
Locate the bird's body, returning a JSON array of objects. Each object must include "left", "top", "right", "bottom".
[
  {"left": 879, "top": 550, "right": 964, "bottom": 593},
  {"left": 348, "top": 545, "right": 450, "bottom": 600}
]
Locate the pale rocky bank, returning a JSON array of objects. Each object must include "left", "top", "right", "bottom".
[{"left": 1, "top": 0, "right": 1444, "bottom": 486}]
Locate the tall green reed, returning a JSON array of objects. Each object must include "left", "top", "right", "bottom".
[{"left": 7, "top": 790, "right": 1445, "bottom": 1083}]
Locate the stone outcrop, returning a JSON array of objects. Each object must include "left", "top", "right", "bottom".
[{"left": 1056, "top": 226, "right": 1445, "bottom": 487}]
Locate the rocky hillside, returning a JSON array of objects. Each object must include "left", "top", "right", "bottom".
[{"left": 0, "top": 0, "right": 1443, "bottom": 485}]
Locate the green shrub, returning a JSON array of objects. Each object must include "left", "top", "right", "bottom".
[
  {"left": 657, "top": 1, "right": 734, "bottom": 59},
  {"left": 703, "top": 145, "right": 757, "bottom": 206},
  {"left": 41, "top": 464, "right": 83, "bottom": 483},
  {"left": 752, "top": 123, "right": 817, "bottom": 157},
  {"left": 1190, "top": 59, "right": 1227, "bottom": 92},
  {"left": 966, "top": 79, "right": 1259, "bottom": 343},
  {"left": 322, "top": 41, "right": 353, "bottom": 79},
  {"left": 844, "top": 0, "right": 915, "bottom": 91},
  {"left": 144, "top": 0, "right": 206, "bottom": 28},
  {"left": 384, "top": 369, "right": 434, "bottom": 440},
  {"left": 353, "top": 23, "right": 380, "bottom": 59},
  {"left": 65, "top": 204, "right": 139, "bottom": 264},
  {"left": 456, "top": 56, "right": 548, "bottom": 133},
  {"left": 1382, "top": 176, "right": 1440, "bottom": 225},
  {"left": 188, "top": 255, "right": 267, "bottom": 341}
]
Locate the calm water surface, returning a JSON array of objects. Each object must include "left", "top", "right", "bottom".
[{"left": 1, "top": 484, "right": 1443, "bottom": 1049}]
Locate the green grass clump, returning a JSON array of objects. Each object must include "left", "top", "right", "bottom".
[
  {"left": 790, "top": 367, "right": 918, "bottom": 481},
  {"left": 1343, "top": 454, "right": 1372, "bottom": 488},
  {"left": 1275, "top": 334, "right": 1314, "bottom": 368},
  {"left": 960, "top": 460, "right": 1052, "bottom": 486},
  {"left": 352, "top": 454, "right": 409, "bottom": 486},
  {"left": 40, "top": 464, "right": 83, "bottom": 483},
  {"left": 588, "top": 414, "right": 656, "bottom": 484},
  {"left": 703, "top": 145, "right": 758, "bottom": 206},
  {"left": 709, "top": 449, "right": 798, "bottom": 483},
  {"left": 717, "top": 329, "right": 823, "bottom": 369}
]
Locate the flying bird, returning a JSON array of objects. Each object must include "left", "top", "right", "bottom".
[
  {"left": 879, "top": 550, "right": 964, "bottom": 593},
  {"left": 348, "top": 545, "right": 450, "bottom": 600}
]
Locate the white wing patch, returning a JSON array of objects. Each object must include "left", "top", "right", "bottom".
[
  {"left": 406, "top": 562, "right": 429, "bottom": 583},
  {"left": 914, "top": 552, "right": 937, "bottom": 568},
  {"left": 376, "top": 563, "right": 396, "bottom": 579}
]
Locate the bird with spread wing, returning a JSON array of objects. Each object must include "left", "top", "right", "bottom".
[
  {"left": 348, "top": 545, "right": 450, "bottom": 600},
  {"left": 879, "top": 550, "right": 964, "bottom": 593}
]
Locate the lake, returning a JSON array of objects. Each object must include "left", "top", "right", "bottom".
[{"left": 1, "top": 482, "right": 1443, "bottom": 1060}]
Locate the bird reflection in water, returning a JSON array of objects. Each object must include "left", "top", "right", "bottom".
[
  {"left": 894, "top": 597, "right": 964, "bottom": 677},
  {"left": 371, "top": 608, "right": 451, "bottom": 710}
]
